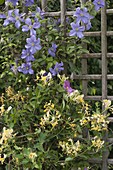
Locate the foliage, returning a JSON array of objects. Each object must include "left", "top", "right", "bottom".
[{"left": 0, "top": 0, "right": 112, "bottom": 170}]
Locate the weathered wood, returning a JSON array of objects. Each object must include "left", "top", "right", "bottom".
[
  {"left": 84, "top": 96, "right": 113, "bottom": 101},
  {"left": 44, "top": 9, "right": 113, "bottom": 17},
  {"left": 88, "top": 158, "right": 113, "bottom": 165},
  {"left": 41, "top": 0, "right": 47, "bottom": 12},
  {"left": 101, "top": 3, "right": 108, "bottom": 170},
  {"left": 60, "top": 0, "right": 66, "bottom": 27},
  {"left": 108, "top": 117, "right": 113, "bottom": 122},
  {"left": 82, "top": 53, "right": 113, "bottom": 58},
  {"left": 71, "top": 74, "right": 113, "bottom": 80}
]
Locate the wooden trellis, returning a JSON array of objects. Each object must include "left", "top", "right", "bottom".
[{"left": 41, "top": 0, "right": 113, "bottom": 169}]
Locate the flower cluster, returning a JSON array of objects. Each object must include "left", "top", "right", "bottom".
[
  {"left": 0, "top": 4, "right": 44, "bottom": 74},
  {"left": 90, "top": 113, "right": 109, "bottom": 131},
  {"left": 92, "top": 136, "right": 104, "bottom": 152},
  {"left": 6, "top": 0, "right": 34, "bottom": 6},
  {"left": 69, "top": 0, "right": 105, "bottom": 38},
  {"left": 18, "top": 35, "right": 42, "bottom": 74},
  {"left": 18, "top": 13, "right": 42, "bottom": 74},
  {"left": 40, "top": 101, "right": 61, "bottom": 128},
  {"left": 59, "top": 139, "right": 81, "bottom": 157},
  {"left": 80, "top": 111, "right": 109, "bottom": 131},
  {"left": 0, "top": 127, "right": 14, "bottom": 145},
  {"left": 36, "top": 70, "right": 52, "bottom": 85},
  {"left": 69, "top": 7, "right": 93, "bottom": 38},
  {"left": 63, "top": 80, "right": 84, "bottom": 104},
  {"left": 6, "top": 86, "right": 25, "bottom": 102}
]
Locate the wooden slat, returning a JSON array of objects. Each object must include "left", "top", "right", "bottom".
[
  {"left": 81, "top": 0, "right": 88, "bottom": 98},
  {"left": 107, "top": 138, "right": 113, "bottom": 143},
  {"left": 101, "top": 5, "right": 108, "bottom": 170},
  {"left": 108, "top": 159, "right": 113, "bottom": 165},
  {"left": 88, "top": 159, "right": 113, "bottom": 165},
  {"left": 108, "top": 117, "right": 113, "bottom": 122},
  {"left": 84, "top": 31, "right": 113, "bottom": 37},
  {"left": 41, "top": 0, "right": 47, "bottom": 12},
  {"left": 71, "top": 74, "right": 113, "bottom": 80},
  {"left": 82, "top": 53, "right": 113, "bottom": 59},
  {"left": 60, "top": 0, "right": 66, "bottom": 26},
  {"left": 44, "top": 9, "right": 113, "bottom": 17},
  {"left": 106, "top": 9, "right": 113, "bottom": 14},
  {"left": 84, "top": 96, "right": 113, "bottom": 101}
]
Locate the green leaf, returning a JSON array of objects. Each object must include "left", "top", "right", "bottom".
[
  {"left": 65, "top": 157, "right": 73, "bottom": 162},
  {"left": 0, "top": 0, "right": 4, "bottom": 5}
]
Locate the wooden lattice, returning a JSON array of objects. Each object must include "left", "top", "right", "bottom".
[{"left": 41, "top": 0, "right": 113, "bottom": 169}]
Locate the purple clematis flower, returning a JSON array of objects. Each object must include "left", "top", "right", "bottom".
[
  {"left": 10, "top": 65, "right": 18, "bottom": 74},
  {"left": 6, "top": 0, "right": 18, "bottom": 6},
  {"left": 84, "top": 168, "right": 88, "bottom": 170},
  {"left": 13, "top": 9, "right": 25, "bottom": 28},
  {"left": 69, "top": 22, "right": 85, "bottom": 38},
  {"left": 25, "top": 35, "right": 42, "bottom": 54},
  {"left": 93, "top": 0, "right": 105, "bottom": 11},
  {"left": 22, "top": 18, "right": 40, "bottom": 35},
  {"left": 63, "top": 80, "right": 74, "bottom": 93},
  {"left": 21, "top": 49, "right": 35, "bottom": 62},
  {"left": 0, "top": 10, "right": 15, "bottom": 26},
  {"left": 49, "top": 62, "right": 64, "bottom": 76},
  {"left": 48, "top": 43, "right": 57, "bottom": 57},
  {"left": 0, "top": 13, "right": 6, "bottom": 19},
  {"left": 25, "top": 0, "right": 34, "bottom": 6},
  {"left": 74, "top": 7, "right": 93, "bottom": 24},
  {"left": 86, "top": 21, "right": 92, "bottom": 30},
  {"left": 32, "top": 7, "right": 45, "bottom": 20},
  {"left": 18, "top": 62, "right": 34, "bottom": 74}
]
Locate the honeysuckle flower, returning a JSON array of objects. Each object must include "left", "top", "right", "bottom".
[
  {"left": 18, "top": 62, "right": 34, "bottom": 74},
  {"left": 6, "top": 0, "right": 18, "bottom": 6},
  {"left": 0, "top": 105, "right": 5, "bottom": 116},
  {"left": 21, "top": 49, "right": 35, "bottom": 62},
  {"left": 63, "top": 80, "right": 74, "bottom": 93},
  {"left": 0, "top": 127, "right": 13, "bottom": 144},
  {"left": 0, "top": 10, "right": 15, "bottom": 26},
  {"left": 74, "top": 7, "right": 93, "bottom": 24},
  {"left": 92, "top": 136, "right": 104, "bottom": 152},
  {"left": 22, "top": 18, "right": 40, "bottom": 35},
  {"left": 49, "top": 62, "right": 64, "bottom": 76},
  {"left": 103, "top": 99, "right": 111, "bottom": 108},
  {"left": 69, "top": 22, "right": 85, "bottom": 38},
  {"left": 25, "top": 35, "right": 42, "bottom": 54},
  {"left": 48, "top": 43, "right": 57, "bottom": 57},
  {"left": 13, "top": 9, "right": 25, "bottom": 28},
  {"left": 40, "top": 72, "right": 52, "bottom": 85},
  {"left": 25, "top": 0, "right": 34, "bottom": 6},
  {"left": 0, "top": 154, "right": 7, "bottom": 164},
  {"left": 93, "top": 0, "right": 105, "bottom": 11},
  {"left": 29, "top": 152, "right": 37, "bottom": 160}
]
